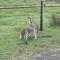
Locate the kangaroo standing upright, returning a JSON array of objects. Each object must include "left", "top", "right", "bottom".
[{"left": 28, "top": 17, "right": 39, "bottom": 39}]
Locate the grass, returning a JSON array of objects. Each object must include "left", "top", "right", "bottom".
[
  {"left": 0, "top": 7, "right": 60, "bottom": 60},
  {"left": 0, "top": 0, "right": 40, "bottom": 6},
  {"left": 0, "top": 0, "right": 60, "bottom": 6}
]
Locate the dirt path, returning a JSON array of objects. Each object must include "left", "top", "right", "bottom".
[{"left": 17, "top": 48, "right": 60, "bottom": 60}]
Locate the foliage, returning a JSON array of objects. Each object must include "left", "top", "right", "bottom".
[{"left": 50, "top": 13, "right": 60, "bottom": 26}]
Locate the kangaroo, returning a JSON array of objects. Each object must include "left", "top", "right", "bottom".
[
  {"left": 20, "top": 28, "right": 32, "bottom": 40},
  {"left": 28, "top": 17, "right": 39, "bottom": 39}
]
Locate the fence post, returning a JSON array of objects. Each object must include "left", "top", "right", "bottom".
[{"left": 40, "top": 1, "right": 44, "bottom": 31}]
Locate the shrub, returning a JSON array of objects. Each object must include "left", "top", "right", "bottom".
[{"left": 50, "top": 13, "right": 60, "bottom": 26}]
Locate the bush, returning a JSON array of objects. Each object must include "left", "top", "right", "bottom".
[{"left": 50, "top": 13, "right": 60, "bottom": 26}]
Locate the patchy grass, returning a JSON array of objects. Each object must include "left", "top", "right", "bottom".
[
  {"left": 0, "top": 0, "right": 60, "bottom": 6},
  {"left": 0, "top": 0, "right": 42, "bottom": 6},
  {"left": 0, "top": 7, "right": 60, "bottom": 60}
]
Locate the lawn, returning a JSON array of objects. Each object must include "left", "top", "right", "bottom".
[
  {"left": 0, "top": 7, "right": 60, "bottom": 60},
  {"left": 0, "top": 0, "right": 60, "bottom": 6},
  {"left": 0, "top": 0, "right": 41, "bottom": 5}
]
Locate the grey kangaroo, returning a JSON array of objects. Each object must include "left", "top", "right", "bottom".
[
  {"left": 28, "top": 17, "right": 39, "bottom": 39},
  {"left": 20, "top": 28, "right": 32, "bottom": 40}
]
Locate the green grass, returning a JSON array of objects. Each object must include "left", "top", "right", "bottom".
[
  {"left": 0, "top": 0, "right": 60, "bottom": 6},
  {"left": 0, "top": 0, "right": 41, "bottom": 6},
  {"left": 0, "top": 7, "right": 60, "bottom": 60}
]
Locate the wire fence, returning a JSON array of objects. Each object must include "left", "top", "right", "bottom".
[{"left": 0, "top": 4, "right": 60, "bottom": 9}]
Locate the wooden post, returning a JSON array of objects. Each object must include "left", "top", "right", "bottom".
[{"left": 40, "top": 1, "right": 44, "bottom": 31}]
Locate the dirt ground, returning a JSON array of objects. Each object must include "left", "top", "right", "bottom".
[{"left": 17, "top": 48, "right": 60, "bottom": 60}]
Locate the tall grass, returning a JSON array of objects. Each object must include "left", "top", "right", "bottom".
[{"left": 49, "top": 13, "right": 60, "bottom": 26}]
